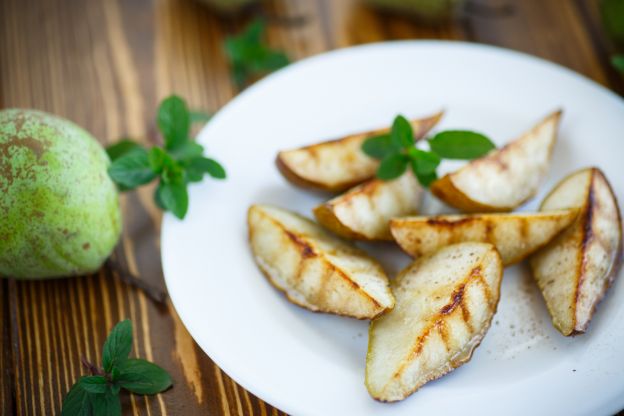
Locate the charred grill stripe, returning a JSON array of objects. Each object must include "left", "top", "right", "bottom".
[
  {"left": 437, "top": 319, "right": 450, "bottom": 351},
  {"left": 574, "top": 170, "right": 596, "bottom": 327},
  {"left": 391, "top": 262, "right": 487, "bottom": 380}
]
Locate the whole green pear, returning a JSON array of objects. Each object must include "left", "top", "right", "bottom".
[{"left": 0, "top": 109, "right": 122, "bottom": 279}]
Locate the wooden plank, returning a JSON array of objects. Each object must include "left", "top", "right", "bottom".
[{"left": 467, "top": 0, "right": 610, "bottom": 85}]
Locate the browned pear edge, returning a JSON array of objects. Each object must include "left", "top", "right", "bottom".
[
  {"left": 313, "top": 179, "right": 396, "bottom": 242},
  {"left": 247, "top": 206, "right": 394, "bottom": 320},
  {"left": 276, "top": 111, "right": 444, "bottom": 193},
  {"left": 366, "top": 245, "right": 503, "bottom": 402},
  {"left": 430, "top": 110, "right": 562, "bottom": 213}
]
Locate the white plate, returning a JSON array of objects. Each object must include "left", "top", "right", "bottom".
[{"left": 162, "top": 41, "right": 624, "bottom": 416}]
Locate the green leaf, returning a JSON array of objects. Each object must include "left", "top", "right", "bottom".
[
  {"left": 190, "top": 111, "right": 212, "bottom": 124},
  {"left": 411, "top": 163, "right": 438, "bottom": 187},
  {"left": 148, "top": 147, "right": 167, "bottom": 173},
  {"left": 108, "top": 148, "right": 157, "bottom": 190},
  {"left": 428, "top": 130, "right": 495, "bottom": 160},
  {"left": 158, "top": 95, "right": 190, "bottom": 150},
  {"left": 186, "top": 157, "right": 227, "bottom": 181},
  {"left": 377, "top": 153, "right": 409, "bottom": 180},
  {"left": 613, "top": 54, "right": 624, "bottom": 73},
  {"left": 169, "top": 141, "right": 204, "bottom": 161},
  {"left": 601, "top": 0, "right": 624, "bottom": 46},
  {"left": 92, "top": 390, "right": 121, "bottom": 416},
  {"left": 106, "top": 139, "right": 142, "bottom": 162},
  {"left": 224, "top": 19, "right": 289, "bottom": 87},
  {"left": 154, "top": 184, "right": 167, "bottom": 209},
  {"left": 79, "top": 376, "right": 108, "bottom": 394},
  {"left": 62, "top": 382, "right": 93, "bottom": 416},
  {"left": 157, "top": 180, "right": 189, "bottom": 219},
  {"left": 116, "top": 358, "right": 173, "bottom": 395},
  {"left": 391, "top": 115, "right": 414, "bottom": 149},
  {"left": 102, "top": 319, "right": 133, "bottom": 373},
  {"left": 361, "top": 134, "right": 394, "bottom": 160},
  {"left": 408, "top": 148, "right": 441, "bottom": 174}
]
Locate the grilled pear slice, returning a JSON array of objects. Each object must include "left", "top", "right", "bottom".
[
  {"left": 430, "top": 111, "right": 561, "bottom": 212},
  {"left": 390, "top": 210, "right": 578, "bottom": 266},
  {"left": 313, "top": 172, "right": 423, "bottom": 241},
  {"left": 530, "top": 168, "right": 622, "bottom": 336},
  {"left": 248, "top": 204, "right": 395, "bottom": 319},
  {"left": 276, "top": 112, "right": 442, "bottom": 192},
  {"left": 366, "top": 242, "right": 503, "bottom": 402}
]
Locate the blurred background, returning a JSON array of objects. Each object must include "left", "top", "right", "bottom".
[{"left": 0, "top": 0, "right": 622, "bottom": 415}]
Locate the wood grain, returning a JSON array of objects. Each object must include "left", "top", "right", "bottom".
[{"left": 0, "top": 0, "right": 620, "bottom": 415}]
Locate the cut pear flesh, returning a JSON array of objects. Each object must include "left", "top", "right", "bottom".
[
  {"left": 314, "top": 172, "right": 423, "bottom": 241},
  {"left": 248, "top": 204, "right": 395, "bottom": 319},
  {"left": 530, "top": 167, "right": 622, "bottom": 336},
  {"left": 366, "top": 242, "right": 503, "bottom": 402},
  {"left": 390, "top": 210, "right": 577, "bottom": 266},
  {"left": 430, "top": 111, "right": 561, "bottom": 212},
  {"left": 276, "top": 112, "right": 442, "bottom": 192}
]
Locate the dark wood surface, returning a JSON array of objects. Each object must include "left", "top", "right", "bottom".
[{"left": 0, "top": 0, "right": 621, "bottom": 414}]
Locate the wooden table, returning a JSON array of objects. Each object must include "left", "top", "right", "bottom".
[{"left": 1, "top": 0, "right": 621, "bottom": 414}]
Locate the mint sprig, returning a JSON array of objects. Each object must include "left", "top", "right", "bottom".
[
  {"left": 613, "top": 54, "right": 624, "bottom": 73},
  {"left": 107, "top": 95, "right": 225, "bottom": 219},
  {"left": 61, "top": 320, "right": 172, "bottom": 416},
  {"left": 362, "top": 114, "right": 495, "bottom": 186},
  {"left": 224, "top": 19, "right": 290, "bottom": 88}
]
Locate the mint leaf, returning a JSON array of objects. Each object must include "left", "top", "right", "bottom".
[
  {"left": 108, "top": 148, "right": 157, "bottom": 190},
  {"left": 411, "top": 164, "right": 438, "bottom": 187},
  {"left": 225, "top": 19, "right": 289, "bottom": 88},
  {"left": 361, "top": 134, "right": 394, "bottom": 160},
  {"left": 158, "top": 180, "right": 189, "bottom": 219},
  {"left": 79, "top": 376, "right": 108, "bottom": 394},
  {"left": 106, "top": 139, "right": 142, "bottom": 162},
  {"left": 116, "top": 358, "right": 173, "bottom": 395},
  {"left": 148, "top": 147, "right": 168, "bottom": 173},
  {"left": 408, "top": 148, "right": 441, "bottom": 174},
  {"left": 102, "top": 319, "right": 132, "bottom": 373},
  {"left": 62, "top": 382, "right": 93, "bottom": 416},
  {"left": 158, "top": 95, "right": 190, "bottom": 150},
  {"left": 601, "top": 0, "right": 624, "bottom": 46},
  {"left": 186, "top": 157, "right": 226, "bottom": 181},
  {"left": 169, "top": 141, "right": 204, "bottom": 161},
  {"left": 92, "top": 390, "right": 121, "bottom": 416},
  {"left": 613, "top": 54, "right": 624, "bottom": 73},
  {"left": 190, "top": 111, "right": 212, "bottom": 124},
  {"left": 429, "top": 131, "right": 495, "bottom": 159},
  {"left": 391, "top": 115, "right": 414, "bottom": 149},
  {"left": 377, "top": 153, "right": 409, "bottom": 180}
]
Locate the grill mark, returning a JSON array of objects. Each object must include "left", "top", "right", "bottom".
[
  {"left": 519, "top": 217, "right": 529, "bottom": 241},
  {"left": 437, "top": 320, "right": 450, "bottom": 351},
  {"left": 484, "top": 220, "right": 493, "bottom": 243},
  {"left": 284, "top": 230, "right": 316, "bottom": 258},
  {"left": 257, "top": 210, "right": 384, "bottom": 311},
  {"left": 313, "top": 265, "right": 333, "bottom": 305},
  {"left": 392, "top": 263, "right": 488, "bottom": 380},
  {"left": 440, "top": 284, "right": 465, "bottom": 315},
  {"left": 425, "top": 217, "right": 475, "bottom": 227},
  {"left": 574, "top": 171, "right": 596, "bottom": 328}
]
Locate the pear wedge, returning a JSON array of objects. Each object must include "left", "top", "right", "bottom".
[
  {"left": 366, "top": 242, "right": 503, "bottom": 402},
  {"left": 530, "top": 168, "right": 622, "bottom": 336},
  {"left": 390, "top": 210, "right": 578, "bottom": 266},
  {"left": 313, "top": 172, "right": 423, "bottom": 241},
  {"left": 430, "top": 111, "right": 561, "bottom": 212},
  {"left": 276, "top": 112, "right": 442, "bottom": 192},
  {"left": 248, "top": 204, "right": 395, "bottom": 319}
]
